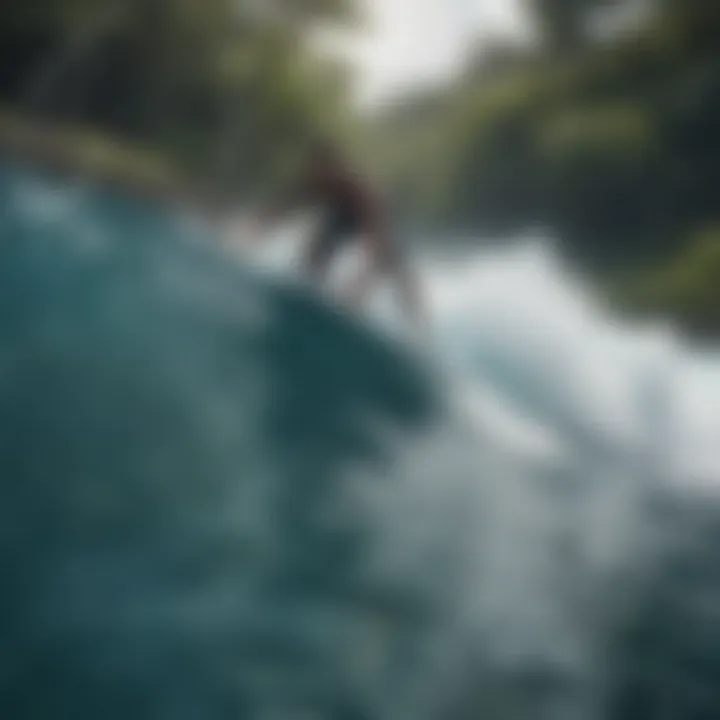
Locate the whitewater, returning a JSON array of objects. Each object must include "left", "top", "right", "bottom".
[
  {"left": 220, "top": 218, "right": 720, "bottom": 717},
  {"left": 239, "top": 219, "right": 720, "bottom": 491},
  {"left": 2, "top": 163, "right": 720, "bottom": 720}
]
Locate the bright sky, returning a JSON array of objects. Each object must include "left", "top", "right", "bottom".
[{"left": 323, "top": 0, "right": 531, "bottom": 108}]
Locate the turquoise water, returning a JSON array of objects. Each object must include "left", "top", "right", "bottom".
[{"left": 1, "top": 163, "right": 720, "bottom": 719}]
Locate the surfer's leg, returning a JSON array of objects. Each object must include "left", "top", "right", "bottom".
[
  {"left": 391, "top": 253, "right": 424, "bottom": 330},
  {"left": 302, "top": 225, "right": 338, "bottom": 283}
]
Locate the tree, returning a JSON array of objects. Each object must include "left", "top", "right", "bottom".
[
  {"left": 373, "top": 0, "right": 720, "bottom": 333},
  {"left": 0, "top": 0, "right": 359, "bottom": 196},
  {"left": 530, "top": 0, "right": 630, "bottom": 54}
]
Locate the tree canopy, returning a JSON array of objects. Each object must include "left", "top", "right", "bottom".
[
  {"left": 372, "top": 0, "right": 720, "bottom": 333},
  {"left": 0, "top": 0, "right": 358, "bottom": 194}
]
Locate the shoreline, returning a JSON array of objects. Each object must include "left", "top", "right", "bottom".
[{"left": 0, "top": 109, "right": 224, "bottom": 214}]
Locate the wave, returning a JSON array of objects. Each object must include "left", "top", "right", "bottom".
[{"left": 1, "top": 163, "right": 720, "bottom": 719}]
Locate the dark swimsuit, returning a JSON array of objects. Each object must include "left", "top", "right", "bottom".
[{"left": 305, "top": 171, "right": 401, "bottom": 271}]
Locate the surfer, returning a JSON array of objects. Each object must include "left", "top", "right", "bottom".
[{"left": 253, "top": 141, "right": 424, "bottom": 330}]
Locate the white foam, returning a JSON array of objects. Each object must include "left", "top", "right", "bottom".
[{"left": 229, "top": 224, "right": 720, "bottom": 489}]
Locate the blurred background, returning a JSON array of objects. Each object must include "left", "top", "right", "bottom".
[
  {"left": 2, "top": 0, "right": 720, "bottom": 330},
  {"left": 2, "top": 2, "right": 720, "bottom": 719}
]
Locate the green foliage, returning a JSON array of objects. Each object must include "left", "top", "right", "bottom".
[
  {"left": 614, "top": 226, "right": 720, "bottom": 335},
  {"left": 381, "top": 9, "right": 712, "bottom": 253},
  {"left": 530, "top": 0, "right": 626, "bottom": 54},
  {"left": 371, "top": 0, "right": 720, "bottom": 332},
  {"left": 0, "top": 0, "right": 356, "bottom": 197}
]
